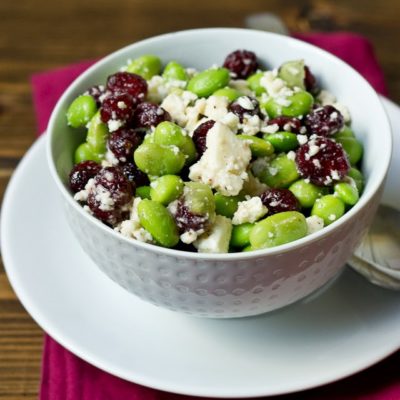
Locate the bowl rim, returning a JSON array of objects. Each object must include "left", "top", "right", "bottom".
[{"left": 46, "top": 27, "right": 392, "bottom": 260}]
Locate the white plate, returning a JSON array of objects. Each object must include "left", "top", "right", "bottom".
[{"left": 1, "top": 97, "right": 400, "bottom": 398}]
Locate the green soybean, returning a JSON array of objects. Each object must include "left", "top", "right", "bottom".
[
  {"left": 67, "top": 95, "right": 97, "bottom": 128},
  {"left": 150, "top": 175, "right": 184, "bottom": 205},
  {"left": 256, "top": 153, "right": 299, "bottom": 188},
  {"left": 242, "top": 245, "right": 254, "bottom": 252},
  {"left": 261, "top": 90, "right": 314, "bottom": 118},
  {"left": 74, "top": 142, "right": 102, "bottom": 164},
  {"left": 334, "top": 126, "right": 355, "bottom": 139},
  {"left": 162, "top": 61, "right": 188, "bottom": 81},
  {"left": 183, "top": 182, "right": 215, "bottom": 219},
  {"left": 127, "top": 54, "right": 162, "bottom": 80},
  {"left": 136, "top": 185, "right": 151, "bottom": 199},
  {"left": 334, "top": 182, "right": 359, "bottom": 206},
  {"left": 214, "top": 193, "right": 240, "bottom": 218},
  {"left": 230, "top": 223, "right": 254, "bottom": 248},
  {"left": 212, "top": 87, "right": 241, "bottom": 101},
  {"left": 264, "top": 131, "right": 298, "bottom": 152},
  {"left": 336, "top": 136, "right": 363, "bottom": 165},
  {"left": 247, "top": 72, "right": 265, "bottom": 96},
  {"left": 237, "top": 135, "right": 274, "bottom": 157},
  {"left": 154, "top": 121, "right": 197, "bottom": 164},
  {"left": 348, "top": 167, "right": 364, "bottom": 193},
  {"left": 289, "top": 179, "right": 327, "bottom": 208},
  {"left": 311, "top": 195, "right": 345, "bottom": 226},
  {"left": 134, "top": 143, "right": 185, "bottom": 176},
  {"left": 137, "top": 199, "right": 179, "bottom": 247},
  {"left": 86, "top": 111, "right": 109, "bottom": 155},
  {"left": 187, "top": 68, "right": 230, "bottom": 97},
  {"left": 278, "top": 60, "right": 305, "bottom": 89},
  {"left": 250, "top": 211, "right": 307, "bottom": 249}
]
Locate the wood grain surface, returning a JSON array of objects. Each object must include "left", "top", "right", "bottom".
[{"left": 0, "top": 0, "right": 399, "bottom": 398}]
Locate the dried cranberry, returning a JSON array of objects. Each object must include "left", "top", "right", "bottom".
[
  {"left": 173, "top": 200, "right": 208, "bottom": 233},
  {"left": 304, "top": 66, "right": 319, "bottom": 95},
  {"left": 108, "top": 128, "right": 143, "bottom": 163},
  {"left": 266, "top": 116, "right": 302, "bottom": 134},
  {"left": 304, "top": 105, "right": 344, "bottom": 136},
  {"left": 100, "top": 92, "right": 135, "bottom": 124},
  {"left": 86, "top": 85, "right": 105, "bottom": 107},
  {"left": 260, "top": 189, "right": 300, "bottom": 215},
  {"left": 228, "top": 96, "right": 260, "bottom": 123},
  {"left": 120, "top": 162, "right": 149, "bottom": 188},
  {"left": 295, "top": 137, "right": 350, "bottom": 186},
  {"left": 132, "top": 102, "right": 171, "bottom": 128},
  {"left": 223, "top": 50, "right": 258, "bottom": 79},
  {"left": 69, "top": 161, "right": 101, "bottom": 193},
  {"left": 192, "top": 120, "right": 215, "bottom": 157},
  {"left": 106, "top": 72, "right": 147, "bottom": 105}
]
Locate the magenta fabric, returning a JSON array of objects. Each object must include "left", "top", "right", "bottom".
[{"left": 32, "top": 33, "right": 397, "bottom": 400}]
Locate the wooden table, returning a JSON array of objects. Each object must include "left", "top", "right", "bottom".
[{"left": 1, "top": 0, "right": 399, "bottom": 398}]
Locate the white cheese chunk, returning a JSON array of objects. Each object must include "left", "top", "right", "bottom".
[
  {"left": 306, "top": 215, "right": 324, "bottom": 235},
  {"left": 189, "top": 122, "right": 252, "bottom": 196},
  {"left": 232, "top": 196, "right": 268, "bottom": 225},
  {"left": 193, "top": 215, "right": 232, "bottom": 253}
]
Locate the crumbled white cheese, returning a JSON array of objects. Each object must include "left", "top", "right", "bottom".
[
  {"left": 306, "top": 215, "right": 324, "bottom": 235},
  {"left": 203, "top": 95, "right": 229, "bottom": 121},
  {"left": 317, "top": 90, "right": 336, "bottom": 105},
  {"left": 239, "top": 114, "right": 262, "bottom": 136},
  {"left": 73, "top": 178, "right": 95, "bottom": 202},
  {"left": 193, "top": 215, "right": 232, "bottom": 253},
  {"left": 287, "top": 151, "right": 296, "bottom": 161},
  {"left": 328, "top": 214, "right": 337, "bottom": 221},
  {"left": 117, "top": 101, "right": 127, "bottom": 109},
  {"left": 333, "top": 102, "right": 351, "bottom": 123},
  {"left": 308, "top": 144, "right": 320, "bottom": 157},
  {"left": 229, "top": 79, "right": 253, "bottom": 96},
  {"left": 180, "top": 229, "right": 204, "bottom": 244},
  {"left": 240, "top": 173, "right": 268, "bottom": 196},
  {"left": 250, "top": 157, "right": 269, "bottom": 177},
  {"left": 261, "top": 123, "right": 279, "bottom": 134},
  {"left": 107, "top": 119, "right": 124, "bottom": 132},
  {"left": 220, "top": 112, "right": 240, "bottom": 132},
  {"left": 237, "top": 96, "right": 255, "bottom": 110},
  {"left": 189, "top": 122, "right": 251, "bottom": 196},
  {"left": 147, "top": 75, "right": 187, "bottom": 103},
  {"left": 297, "top": 134, "right": 308, "bottom": 145},
  {"left": 185, "top": 99, "right": 207, "bottom": 132},
  {"left": 232, "top": 197, "right": 268, "bottom": 225}
]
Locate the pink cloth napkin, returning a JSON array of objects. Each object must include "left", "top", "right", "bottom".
[{"left": 32, "top": 32, "right": 396, "bottom": 400}]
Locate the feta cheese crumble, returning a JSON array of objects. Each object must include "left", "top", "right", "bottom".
[
  {"left": 306, "top": 215, "right": 324, "bottom": 235},
  {"left": 189, "top": 122, "right": 252, "bottom": 196},
  {"left": 232, "top": 197, "right": 268, "bottom": 225}
]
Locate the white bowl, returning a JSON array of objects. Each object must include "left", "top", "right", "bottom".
[{"left": 47, "top": 28, "right": 392, "bottom": 318}]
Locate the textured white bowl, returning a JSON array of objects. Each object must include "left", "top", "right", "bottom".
[{"left": 47, "top": 28, "right": 391, "bottom": 318}]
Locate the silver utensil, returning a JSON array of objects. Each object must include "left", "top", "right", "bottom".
[{"left": 245, "top": 13, "right": 400, "bottom": 290}]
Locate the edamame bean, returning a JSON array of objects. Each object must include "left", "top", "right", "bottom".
[
  {"left": 134, "top": 143, "right": 185, "bottom": 176},
  {"left": 187, "top": 68, "right": 230, "bottom": 97},
  {"left": 247, "top": 72, "right": 265, "bottom": 96},
  {"left": 311, "top": 195, "right": 345, "bottom": 225},
  {"left": 136, "top": 185, "right": 151, "bottom": 199},
  {"left": 348, "top": 167, "right": 364, "bottom": 193},
  {"left": 74, "top": 142, "right": 102, "bottom": 164},
  {"left": 250, "top": 211, "right": 307, "bottom": 249},
  {"left": 86, "top": 111, "right": 109, "bottom": 155},
  {"left": 214, "top": 193, "right": 240, "bottom": 218},
  {"left": 334, "top": 126, "right": 355, "bottom": 139},
  {"left": 336, "top": 136, "right": 363, "bottom": 165},
  {"left": 162, "top": 61, "right": 188, "bottom": 81},
  {"left": 137, "top": 199, "right": 179, "bottom": 247},
  {"left": 263, "top": 131, "right": 298, "bottom": 152},
  {"left": 237, "top": 135, "right": 274, "bottom": 157},
  {"left": 242, "top": 245, "right": 254, "bottom": 252},
  {"left": 127, "top": 55, "right": 162, "bottom": 80},
  {"left": 230, "top": 223, "right": 254, "bottom": 248},
  {"left": 67, "top": 95, "right": 97, "bottom": 128},
  {"left": 212, "top": 87, "right": 241, "bottom": 102},
  {"left": 150, "top": 175, "right": 184, "bottom": 205},
  {"left": 154, "top": 121, "right": 196, "bottom": 164},
  {"left": 278, "top": 60, "right": 305, "bottom": 89},
  {"left": 334, "top": 182, "right": 359, "bottom": 205},
  {"left": 183, "top": 182, "right": 216, "bottom": 219},
  {"left": 261, "top": 90, "right": 314, "bottom": 118},
  {"left": 255, "top": 153, "right": 299, "bottom": 188},
  {"left": 289, "top": 179, "right": 327, "bottom": 208}
]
